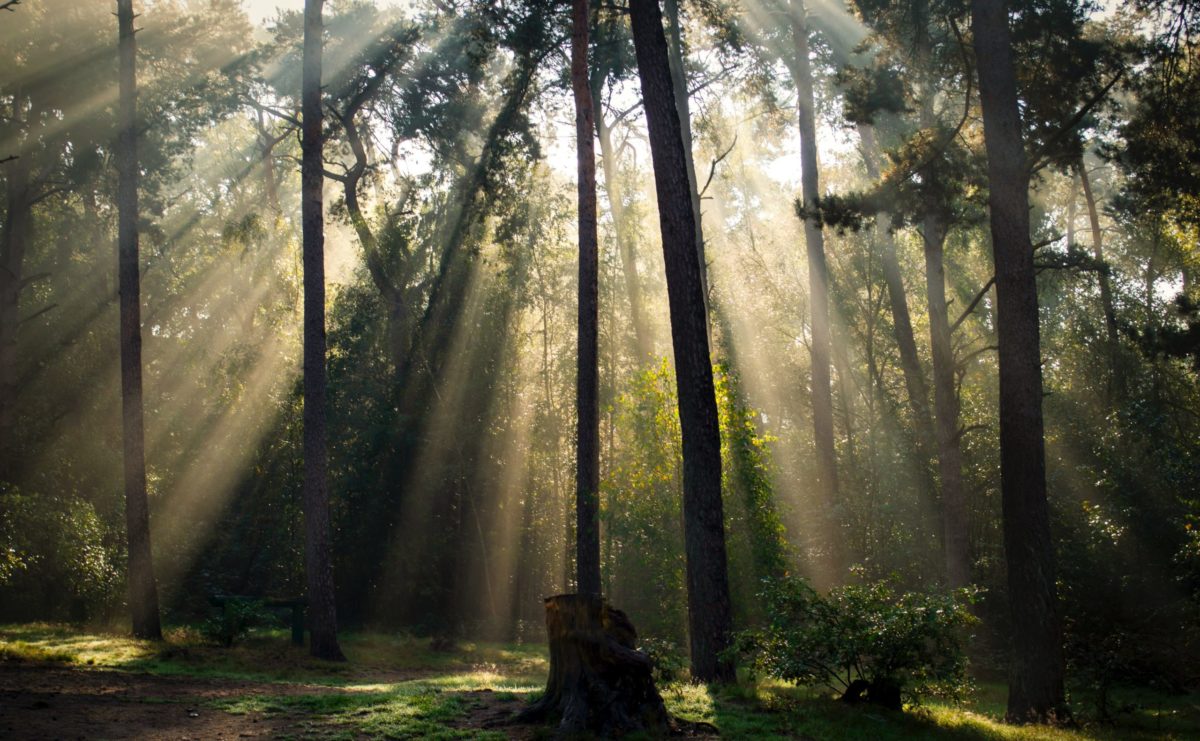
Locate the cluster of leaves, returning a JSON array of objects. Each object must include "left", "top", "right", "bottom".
[
  {"left": 736, "top": 572, "right": 978, "bottom": 707},
  {"left": 637, "top": 636, "right": 688, "bottom": 685},
  {"left": 201, "top": 598, "right": 281, "bottom": 648},
  {"left": 0, "top": 485, "right": 123, "bottom": 622}
]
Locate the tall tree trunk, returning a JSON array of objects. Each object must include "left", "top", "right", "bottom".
[
  {"left": 117, "top": 0, "right": 162, "bottom": 641},
  {"left": 789, "top": 0, "right": 842, "bottom": 578},
  {"left": 301, "top": 0, "right": 345, "bottom": 662},
  {"left": 572, "top": 0, "right": 601, "bottom": 597},
  {"left": 922, "top": 219, "right": 970, "bottom": 589},
  {"left": 971, "top": 0, "right": 1065, "bottom": 722},
  {"left": 911, "top": 2, "right": 969, "bottom": 589},
  {"left": 0, "top": 94, "right": 30, "bottom": 486},
  {"left": 858, "top": 125, "right": 934, "bottom": 455},
  {"left": 594, "top": 106, "right": 653, "bottom": 360},
  {"left": 629, "top": 0, "right": 734, "bottom": 683},
  {"left": 1079, "top": 158, "right": 1120, "bottom": 399},
  {"left": 662, "top": 0, "right": 709, "bottom": 311}
]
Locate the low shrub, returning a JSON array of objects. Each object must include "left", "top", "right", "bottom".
[{"left": 735, "top": 572, "right": 978, "bottom": 710}]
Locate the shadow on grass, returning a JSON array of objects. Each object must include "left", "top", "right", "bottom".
[{"left": 0, "top": 622, "right": 548, "bottom": 687}]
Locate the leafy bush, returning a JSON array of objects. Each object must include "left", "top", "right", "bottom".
[
  {"left": 202, "top": 598, "right": 279, "bottom": 647},
  {"left": 638, "top": 636, "right": 686, "bottom": 684},
  {"left": 0, "top": 485, "right": 123, "bottom": 621},
  {"left": 735, "top": 572, "right": 978, "bottom": 710}
]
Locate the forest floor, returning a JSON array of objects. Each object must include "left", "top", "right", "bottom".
[{"left": 0, "top": 624, "right": 1197, "bottom": 740}]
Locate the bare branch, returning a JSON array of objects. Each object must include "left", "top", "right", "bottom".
[
  {"left": 951, "top": 276, "right": 995, "bottom": 334},
  {"left": 1028, "top": 69, "right": 1124, "bottom": 175},
  {"left": 699, "top": 135, "right": 737, "bottom": 199},
  {"left": 0, "top": 1, "right": 23, "bottom": 13},
  {"left": 20, "top": 303, "right": 57, "bottom": 325},
  {"left": 0, "top": 155, "right": 16, "bottom": 165}
]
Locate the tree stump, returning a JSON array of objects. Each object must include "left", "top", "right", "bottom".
[{"left": 516, "top": 594, "right": 671, "bottom": 736}]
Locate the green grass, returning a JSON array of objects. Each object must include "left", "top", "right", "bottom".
[
  {"left": 0, "top": 622, "right": 548, "bottom": 686},
  {"left": 2, "top": 623, "right": 1197, "bottom": 739}
]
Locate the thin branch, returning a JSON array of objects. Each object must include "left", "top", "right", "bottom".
[
  {"left": 20, "top": 271, "right": 50, "bottom": 289},
  {"left": 1028, "top": 69, "right": 1125, "bottom": 174},
  {"left": 0, "top": 155, "right": 16, "bottom": 165},
  {"left": 244, "top": 97, "right": 301, "bottom": 128},
  {"left": 699, "top": 135, "right": 737, "bottom": 199},
  {"left": 954, "top": 423, "right": 987, "bottom": 443},
  {"left": 20, "top": 303, "right": 57, "bottom": 325},
  {"left": 0, "top": 1, "right": 22, "bottom": 12},
  {"left": 956, "top": 344, "right": 998, "bottom": 370},
  {"left": 951, "top": 276, "right": 995, "bottom": 333}
]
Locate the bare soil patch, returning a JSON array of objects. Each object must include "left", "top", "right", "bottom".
[{"left": 0, "top": 660, "right": 354, "bottom": 740}]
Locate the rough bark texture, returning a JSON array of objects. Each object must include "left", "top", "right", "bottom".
[
  {"left": 790, "top": 0, "right": 842, "bottom": 579},
  {"left": 663, "top": 0, "right": 709, "bottom": 311},
  {"left": 517, "top": 594, "right": 670, "bottom": 735},
  {"left": 629, "top": 0, "right": 735, "bottom": 683},
  {"left": 117, "top": 0, "right": 162, "bottom": 641},
  {"left": 1079, "top": 159, "right": 1121, "bottom": 399},
  {"left": 970, "top": 0, "right": 1066, "bottom": 723},
  {"left": 0, "top": 95, "right": 29, "bottom": 486},
  {"left": 571, "top": 0, "right": 601, "bottom": 598},
  {"left": 301, "top": 0, "right": 345, "bottom": 663}
]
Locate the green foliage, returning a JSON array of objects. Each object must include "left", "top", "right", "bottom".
[
  {"left": 638, "top": 635, "right": 687, "bottom": 685},
  {"left": 837, "top": 61, "right": 910, "bottom": 125},
  {"left": 737, "top": 573, "right": 978, "bottom": 707},
  {"left": 201, "top": 599, "right": 281, "bottom": 648},
  {"left": 0, "top": 486, "right": 122, "bottom": 622}
]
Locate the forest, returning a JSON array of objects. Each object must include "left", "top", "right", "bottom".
[{"left": 1, "top": 0, "right": 1198, "bottom": 738}]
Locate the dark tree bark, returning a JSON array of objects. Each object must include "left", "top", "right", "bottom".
[
  {"left": 0, "top": 94, "right": 30, "bottom": 486},
  {"left": 116, "top": 0, "right": 162, "bottom": 641},
  {"left": 629, "top": 0, "right": 734, "bottom": 683},
  {"left": 301, "top": 0, "right": 345, "bottom": 662},
  {"left": 571, "top": 0, "right": 601, "bottom": 597},
  {"left": 789, "top": 0, "right": 842, "bottom": 577},
  {"left": 1079, "top": 158, "right": 1121, "bottom": 398},
  {"left": 663, "top": 0, "right": 709, "bottom": 310},
  {"left": 517, "top": 594, "right": 670, "bottom": 734},
  {"left": 971, "top": 0, "right": 1065, "bottom": 722}
]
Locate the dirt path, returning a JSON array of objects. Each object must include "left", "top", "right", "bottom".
[
  {"left": 0, "top": 661, "right": 716, "bottom": 739},
  {"left": 0, "top": 661, "right": 354, "bottom": 740},
  {"left": 0, "top": 660, "right": 561, "bottom": 740}
]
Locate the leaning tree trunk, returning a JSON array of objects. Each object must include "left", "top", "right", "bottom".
[
  {"left": 858, "top": 124, "right": 934, "bottom": 457},
  {"left": 971, "top": 0, "right": 1065, "bottom": 723},
  {"left": 117, "top": 0, "right": 162, "bottom": 641},
  {"left": 301, "top": 0, "right": 345, "bottom": 663},
  {"left": 629, "top": 0, "right": 735, "bottom": 683},
  {"left": 663, "top": 0, "right": 709, "bottom": 313},
  {"left": 518, "top": 594, "right": 671, "bottom": 735},
  {"left": 571, "top": 0, "right": 601, "bottom": 598}
]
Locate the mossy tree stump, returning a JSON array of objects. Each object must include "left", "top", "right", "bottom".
[{"left": 517, "top": 593, "right": 671, "bottom": 736}]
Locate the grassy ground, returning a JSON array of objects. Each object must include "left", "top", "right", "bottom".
[{"left": 1, "top": 623, "right": 1196, "bottom": 739}]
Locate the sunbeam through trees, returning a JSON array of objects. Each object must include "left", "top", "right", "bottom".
[{"left": 1, "top": 0, "right": 1199, "bottom": 738}]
